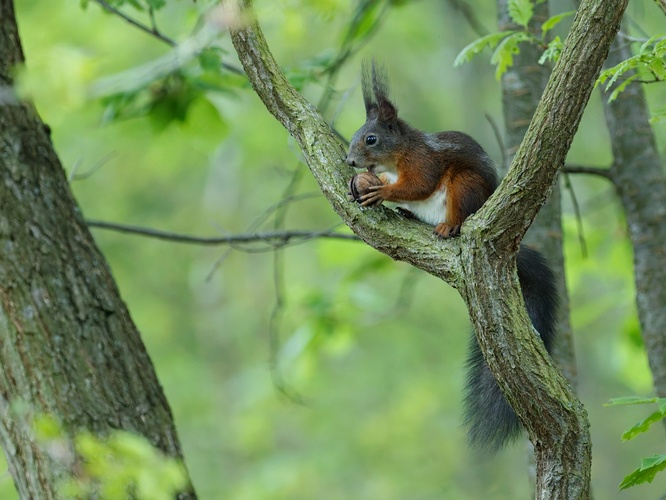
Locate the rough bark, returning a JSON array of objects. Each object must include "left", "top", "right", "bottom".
[
  {"left": 0, "top": 1, "right": 196, "bottom": 498},
  {"left": 229, "top": 0, "right": 626, "bottom": 497},
  {"left": 497, "top": 0, "right": 577, "bottom": 386},
  {"left": 601, "top": 28, "right": 666, "bottom": 405}
]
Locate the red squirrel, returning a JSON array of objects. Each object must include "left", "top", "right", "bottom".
[{"left": 346, "top": 62, "right": 558, "bottom": 452}]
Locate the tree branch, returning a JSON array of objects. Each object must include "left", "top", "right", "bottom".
[
  {"left": 563, "top": 164, "right": 614, "bottom": 180},
  {"left": 228, "top": 1, "right": 462, "bottom": 285},
  {"left": 86, "top": 220, "right": 360, "bottom": 246},
  {"left": 473, "top": 1, "right": 628, "bottom": 250},
  {"left": 228, "top": 0, "right": 627, "bottom": 497},
  {"left": 91, "top": 0, "right": 244, "bottom": 75},
  {"left": 92, "top": 0, "right": 177, "bottom": 47}
]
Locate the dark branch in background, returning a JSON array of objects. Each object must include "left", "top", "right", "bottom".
[
  {"left": 86, "top": 220, "right": 360, "bottom": 246},
  {"left": 563, "top": 164, "right": 614, "bottom": 180},
  {"left": 317, "top": 0, "right": 391, "bottom": 113},
  {"left": 562, "top": 173, "right": 588, "bottom": 259},
  {"left": 446, "top": 0, "right": 490, "bottom": 36},
  {"left": 68, "top": 151, "right": 117, "bottom": 182},
  {"left": 205, "top": 192, "right": 324, "bottom": 278},
  {"left": 484, "top": 113, "right": 507, "bottom": 171},
  {"left": 91, "top": 0, "right": 244, "bottom": 75},
  {"left": 92, "top": 0, "right": 177, "bottom": 46},
  {"left": 268, "top": 167, "right": 307, "bottom": 404}
]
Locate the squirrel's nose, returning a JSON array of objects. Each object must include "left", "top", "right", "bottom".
[{"left": 346, "top": 156, "right": 355, "bottom": 167}]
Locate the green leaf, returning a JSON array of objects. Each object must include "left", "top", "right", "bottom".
[
  {"left": 541, "top": 10, "right": 575, "bottom": 38},
  {"left": 619, "top": 454, "right": 666, "bottom": 490},
  {"left": 490, "top": 31, "right": 533, "bottom": 79},
  {"left": 607, "top": 74, "right": 638, "bottom": 102},
  {"left": 622, "top": 409, "right": 666, "bottom": 440},
  {"left": 508, "top": 0, "right": 534, "bottom": 28},
  {"left": 453, "top": 31, "right": 515, "bottom": 67},
  {"left": 654, "top": 37, "right": 666, "bottom": 58},
  {"left": 33, "top": 414, "right": 64, "bottom": 440},
  {"left": 198, "top": 48, "right": 222, "bottom": 72},
  {"left": 538, "top": 36, "right": 562, "bottom": 65},
  {"left": 640, "top": 34, "right": 665, "bottom": 54},
  {"left": 647, "top": 57, "right": 666, "bottom": 80},
  {"left": 596, "top": 55, "right": 640, "bottom": 93},
  {"left": 650, "top": 110, "right": 666, "bottom": 125},
  {"left": 145, "top": 0, "right": 166, "bottom": 9},
  {"left": 338, "top": 1, "right": 385, "bottom": 49}
]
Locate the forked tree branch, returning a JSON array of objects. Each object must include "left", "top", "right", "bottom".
[
  {"left": 228, "top": 2, "right": 462, "bottom": 285},
  {"left": 228, "top": 0, "right": 627, "bottom": 497}
]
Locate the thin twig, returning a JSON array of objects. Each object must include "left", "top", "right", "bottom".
[
  {"left": 91, "top": 0, "right": 244, "bottom": 75},
  {"left": 68, "top": 151, "right": 117, "bottom": 182},
  {"left": 268, "top": 167, "right": 307, "bottom": 404},
  {"left": 205, "top": 192, "right": 323, "bottom": 280},
  {"left": 563, "top": 164, "right": 614, "bottom": 180},
  {"left": 446, "top": 0, "right": 490, "bottom": 36},
  {"left": 92, "top": 0, "right": 177, "bottom": 47},
  {"left": 86, "top": 219, "right": 360, "bottom": 245},
  {"left": 485, "top": 113, "right": 506, "bottom": 172},
  {"left": 318, "top": 0, "right": 391, "bottom": 113},
  {"left": 563, "top": 173, "right": 588, "bottom": 259}
]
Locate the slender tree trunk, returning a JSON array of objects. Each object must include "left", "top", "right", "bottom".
[
  {"left": 601, "top": 27, "right": 666, "bottom": 407},
  {"left": 497, "top": 0, "right": 577, "bottom": 386},
  {"left": 0, "top": 2, "right": 196, "bottom": 497}
]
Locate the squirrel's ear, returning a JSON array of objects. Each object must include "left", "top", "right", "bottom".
[{"left": 377, "top": 98, "right": 397, "bottom": 123}]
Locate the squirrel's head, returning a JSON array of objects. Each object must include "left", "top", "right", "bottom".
[{"left": 346, "top": 61, "right": 405, "bottom": 173}]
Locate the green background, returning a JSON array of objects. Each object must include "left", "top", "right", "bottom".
[{"left": 4, "top": 0, "right": 665, "bottom": 498}]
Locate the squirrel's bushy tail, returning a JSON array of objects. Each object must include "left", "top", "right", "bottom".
[{"left": 463, "top": 246, "right": 558, "bottom": 452}]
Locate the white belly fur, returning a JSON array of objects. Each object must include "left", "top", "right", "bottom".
[{"left": 379, "top": 171, "right": 447, "bottom": 226}]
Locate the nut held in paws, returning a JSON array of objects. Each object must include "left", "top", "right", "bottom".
[{"left": 349, "top": 171, "right": 383, "bottom": 202}]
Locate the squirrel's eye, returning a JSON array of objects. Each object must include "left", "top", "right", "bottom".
[{"left": 365, "top": 135, "right": 377, "bottom": 145}]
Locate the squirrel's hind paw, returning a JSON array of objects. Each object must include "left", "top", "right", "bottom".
[{"left": 434, "top": 223, "right": 461, "bottom": 238}]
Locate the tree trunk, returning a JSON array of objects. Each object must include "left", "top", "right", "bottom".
[
  {"left": 600, "top": 27, "right": 666, "bottom": 406},
  {"left": 0, "top": 1, "right": 196, "bottom": 497}
]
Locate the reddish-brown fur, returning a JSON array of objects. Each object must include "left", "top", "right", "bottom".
[{"left": 358, "top": 145, "right": 497, "bottom": 238}]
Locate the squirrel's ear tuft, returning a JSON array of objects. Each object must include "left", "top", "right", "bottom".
[
  {"left": 361, "top": 60, "right": 377, "bottom": 119},
  {"left": 361, "top": 59, "right": 397, "bottom": 121}
]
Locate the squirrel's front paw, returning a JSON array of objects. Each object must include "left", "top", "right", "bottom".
[
  {"left": 349, "top": 172, "right": 385, "bottom": 206},
  {"left": 359, "top": 185, "right": 385, "bottom": 207},
  {"left": 434, "top": 223, "right": 461, "bottom": 238}
]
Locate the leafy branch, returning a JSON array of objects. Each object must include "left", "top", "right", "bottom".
[
  {"left": 607, "top": 397, "right": 666, "bottom": 490},
  {"left": 597, "top": 35, "right": 666, "bottom": 112},
  {"left": 453, "top": 0, "right": 574, "bottom": 79}
]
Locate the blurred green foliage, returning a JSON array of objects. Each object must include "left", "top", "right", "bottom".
[
  {"left": 5, "top": 0, "right": 666, "bottom": 498},
  {"left": 32, "top": 415, "right": 188, "bottom": 499}
]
